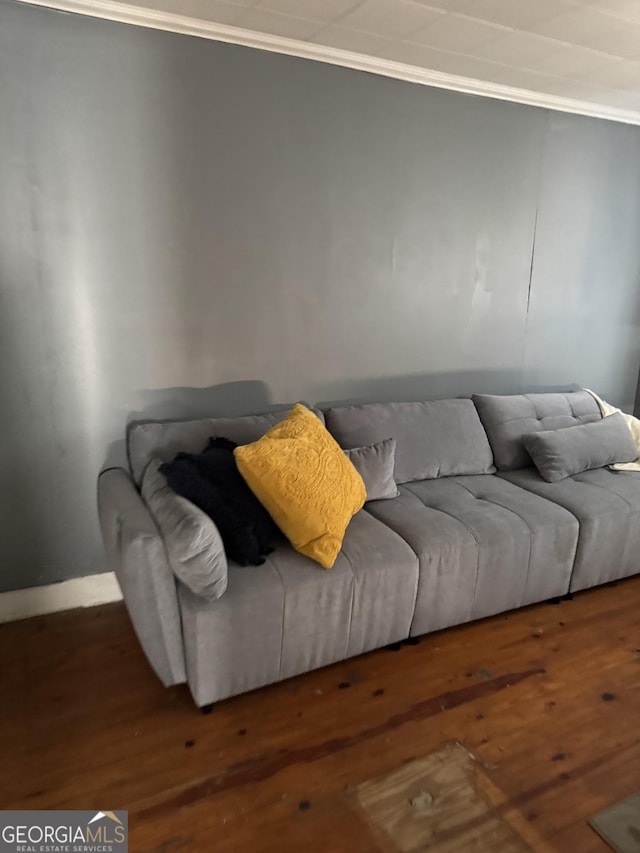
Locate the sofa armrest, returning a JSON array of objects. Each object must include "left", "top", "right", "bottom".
[{"left": 98, "top": 467, "right": 186, "bottom": 686}]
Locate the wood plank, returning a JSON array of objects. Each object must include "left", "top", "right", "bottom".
[
  {"left": 356, "top": 744, "right": 529, "bottom": 852},
  {"left": 1, "top": 577, "right": 639, "bottom": 851}
]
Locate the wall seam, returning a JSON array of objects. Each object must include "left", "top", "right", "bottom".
[{"left": 519, "top": 109, "right": 551, "bottom": 393}]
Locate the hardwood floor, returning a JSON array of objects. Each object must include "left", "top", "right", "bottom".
[{"left": 1, "top": 577, "right": 639, "bottom": 851}]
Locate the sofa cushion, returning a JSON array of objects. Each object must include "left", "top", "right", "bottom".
[
  {"left": 366, "top": 475, "right": 578, "bottom": 636},
  {"left": 324, "top": 399, "right": 495, "bottom": 484},
  {"left": 473, "top": 391, "right": 601, "bottom": 472},
  {"left": 177, "top": 510, "right": 419, "bottom": 705},
  {"left": 141, "top": 459, "right": 228, "bottom": 601},
  {"left": 234, "top": 404, "right": 366, "bottom": 569},
  {"left": 345, "top": 438, "right": 399, "bottom": 501},
  {"left": 500, "top": 467, "right": 640, "bottom": 592},
  {"left": 128, "top": 406, "right": 325, "bottom": 485},
  {"left": 522, "top": 413, "right": 638, "bottom": 483}
]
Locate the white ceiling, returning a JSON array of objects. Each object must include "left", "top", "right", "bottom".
[{"left": 28, "top": 0, "right": 640, "bottom": 122}]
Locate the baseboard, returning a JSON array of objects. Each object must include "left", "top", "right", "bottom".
[{"left": 0, "top": 572, "right": 123, "bottom": 624}]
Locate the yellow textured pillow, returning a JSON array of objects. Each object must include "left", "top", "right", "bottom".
[{"left": 234, "top": 404, "right": 366, "bottom": 568}]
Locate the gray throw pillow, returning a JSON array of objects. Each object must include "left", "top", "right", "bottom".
[
  {"left": 521, "top": 413, "right": 637, "bottom": 483},
  {"left": 345, "top": 438, "right": 399, "bottom": 501},
  {"left": 141, "top": 459, "right": 228, "bottom": 601}
]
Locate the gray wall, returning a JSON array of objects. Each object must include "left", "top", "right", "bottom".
[{"left": 2, "top": 0, "right": 640, "bottom": 592}]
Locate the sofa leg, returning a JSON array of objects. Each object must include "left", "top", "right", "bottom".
[
  {"left": 200, "top": 703, "right": 214, "bottom": 715},
  {"left": 548, "top": 591, "right": 574, "bottom": 605}
]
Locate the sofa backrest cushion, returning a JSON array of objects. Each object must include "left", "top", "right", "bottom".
[
  {"left": 324, "top": 399, "right": 495, "bottom": 483},
  {"left": 473, "top": 391, "right": 601, "bottom": 472},
  {"left": 128, "top": 407, "right": 324, "bottom": 484}
]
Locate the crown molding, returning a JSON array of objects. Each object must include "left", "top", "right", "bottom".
[{"left": 17, "top": 0, "right": 640, "bottom": 126}]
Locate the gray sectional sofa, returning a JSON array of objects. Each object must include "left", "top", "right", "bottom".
[{"left": 98, "top": 390, "right": 640, "bottom": 709}]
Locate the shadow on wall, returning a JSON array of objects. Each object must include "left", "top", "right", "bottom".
[
  {"left": 100, "top": 370, "right": 585, "bottom": 472},
  {"left": 103, "top": 380, "right": 279, "bottom": 470},
  {"left": 104, "top": 379, "right": 311, "bottom": 471},
  {"left": 129, "top": 380, "right": 276, "bottom": 423},
  {"left": 314, "top": 370, "right": 582, "bottom": 410}
]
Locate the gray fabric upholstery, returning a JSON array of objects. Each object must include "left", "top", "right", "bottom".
[
  {"left": 473, "top": 390, "right": 601, "bottom": 471},
  {"left": 345, "top": 438, "right": 399, "bottom": 501},
  {"left": 178, "top": 510, "right": 419, "bottom": 706},
  {"left": 522, "top": 413, "right": 638, "bottom": 483},
  {"left": 103, "top": 389, "right": 640, "bottom": 709},
  {"left": 501, "top": 467, "right": 640, "bottom": 591},
  {"left": 141, "top": 459, "right": 228, "bottom": 601},
  {"left": 97, "top": 467, "right": 186, "bottom": 686},
  {"left": 325, "top": 399, "right": 495, "bottom": 484},
  {"left": 128, "top": 406, "right": 325, "bottom": 485},
  {"left": 366, "top": 475, "right": 578, "bottom": 636}
]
